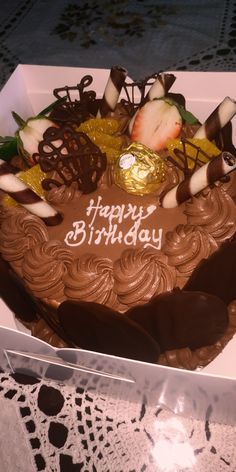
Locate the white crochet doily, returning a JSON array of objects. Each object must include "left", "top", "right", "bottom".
[{"left": 0, "top": 372, "right": 236, "bottom": 472}]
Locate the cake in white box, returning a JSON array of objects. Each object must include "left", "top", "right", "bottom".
[{"left": 0, "top": 65, "right": 236, "bottom": 376}]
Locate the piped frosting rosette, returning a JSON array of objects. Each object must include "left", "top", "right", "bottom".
[
  {"left": 162, "top": 224, "right": 218, "bottom": 288},
  {"left": 0, "top": 207, "right": 49, "bottom": 274},
  {"left": 45, "top": 182, "right": 82, "bottom": 205},
  {"left": 185, "top": 186, "right": 236, "bottom": 244},
  {"left": 64, "top": 254, "right": 119, "bottom": 310},
  {"left": 113, "top": 248, "right": 176, "bottom": 308},
  {"left": 22, "top": 240, "right": 73, "bottom": 302}
]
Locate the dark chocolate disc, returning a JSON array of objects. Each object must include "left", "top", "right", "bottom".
[
  {"left": 57, "top": 300, "right": 160, "bottom": 363},
  {"left": 127, "top": 289, "right": 228, "bottom": 352},
  {"left": 184, "top": 239, "right": 236, "bottom": 305},
  {"left": 0, "top": 256, "right": 38, "bottom": 322}
]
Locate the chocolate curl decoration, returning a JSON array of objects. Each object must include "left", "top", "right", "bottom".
[
  {"left": 97, "top": 65, "right": 128, "bottom": 118},
  {"left": 160, "top": 151, "right": 236, "bottom": 208},
  {"left": 33, "top": 126, "right": 107, "bottom": 194},
  {"left": 0, "top": 159, "right": 62, "bottom": 225},
  {"left": 194, "top": 96, "right": 236, "bottom": 141}
]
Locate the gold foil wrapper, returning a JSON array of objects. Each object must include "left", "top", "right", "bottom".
[{"left": 114, "top": 142, "right": 166, "bottom": 195}]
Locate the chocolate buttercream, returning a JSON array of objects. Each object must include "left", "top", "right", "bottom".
[
  {"left": 113, "top": 248, "right": 176, "bottom": 307},
  {"left": 0, "top": 207, "right": 48, "bottom": 272},
  {"left": 163, "top": 224, "right": 218, "bottom": 283},
  {"left": 64, "top": 254, "right": 118, "bottom": 310},
  {"left": 22, "top": 240, "right": 73, "bottom": 301},
  {"left": 185, "top": 186, "right": 236, "bottom": 243}
]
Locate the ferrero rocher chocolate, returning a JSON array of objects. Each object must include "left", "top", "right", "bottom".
[{"left": 114, "top": 142, "right": 166, "bottom": 195}]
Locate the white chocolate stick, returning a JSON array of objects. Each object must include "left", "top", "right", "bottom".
[
  {"left": 97, "top": 65, "right": 128, "bottom": 118},
  {"left": 145, "top": 73, "right": 176, "bottom": 102},
  {"left": 194, "top": 97, "right": 236, "bottom": 141},
  {"left": 160, "top": 152, "right": 236, "bottom": 209},
  {"left": 0, "top": 159, "right": 62, "bottom": 225}
]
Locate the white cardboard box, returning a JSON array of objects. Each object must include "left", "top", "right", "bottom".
[{"left": 1, "top": 65, "right": 236, "bottom": 424}]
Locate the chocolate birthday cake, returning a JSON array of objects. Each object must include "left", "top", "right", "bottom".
[{"left": 0, "top": 66, "right": 236, "bottom": 370}]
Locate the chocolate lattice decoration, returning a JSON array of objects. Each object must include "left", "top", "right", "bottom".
[
  {"left": 32, "top": 125, "right": 107, "bottom": 194},
  {"left": 167, "top": 138, "right": 220, "bottom": 177},
  {"left": 121, "top": 72, "right": 160, "bottom": 110},
  {"left": 50, "top": 75, "right": 99, "bottom": 125},
  {"left": 50, "top": 72, "right": 178, "bottom": 123},
  {"left": 121, "top": 71, "right": 177, "bottom": 111}
]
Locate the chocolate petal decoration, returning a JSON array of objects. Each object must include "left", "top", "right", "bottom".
[
  {"left": 57, "top": 300, "right": 160, "bottom": 363},
  {"left": 0, "top": 256, "right": 38, "bottom": 322},
  {"left": 184, "top": 239, "right": 236, "bottom": 305},
  {"left": 127, "top": 289, "right": 228, "bottom": 352}
]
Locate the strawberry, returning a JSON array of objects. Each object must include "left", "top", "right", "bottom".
[
  {"left": 131, "top": 99, "right": 182, "bottom": 151},
  {"left": 17, "top": 117, "right": 56, "bottom": 166}
]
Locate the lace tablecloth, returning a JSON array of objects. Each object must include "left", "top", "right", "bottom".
[
  {"left": 0, "top": 371, "right": 236, "bottom": 472},
  {"left": 0, "top": 0, "right": 236, "bottom": 88}
]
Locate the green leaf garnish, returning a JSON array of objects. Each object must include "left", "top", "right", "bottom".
[
  {"left": 0, "top": 136, "right": 17, "bottom": 143},
  {"left": 178, "top": 105, "right": 199, "bottom": 125},
  {"left": 0, "top": 97, "right": 67, "bottom": 161},
  {"left": 12, "top": 111, "right": 26, "bottom": 127},
  {"left": 154, "top": 97, "right": 199, "bottom": 125},
  {"left": 0, "top": 138, "right": 18, "bottom": 161},
  {"left": 39, "top": 97, "right": 66, "bottom": 116}
]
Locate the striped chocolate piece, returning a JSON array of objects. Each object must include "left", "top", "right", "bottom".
[
  {"left": 161, "top": 151, "right": 236, "bottom": 208},
  {"left": 145, "top": 73, "right": 176, "bottom": 102},
  {"left": 194, "top": 97, "right": 236, "bottom": 141},
  {"left": 97, "top": 65, "right": 128, "bottom": 118},
  {"left": 0, "top": 159, "right": 63, "bottom": 226}
]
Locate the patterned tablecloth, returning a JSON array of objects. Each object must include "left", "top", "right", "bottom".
[
  {"left": 0, "top": 0, "right": 236, "bottom": 87},
  {"left": 1, "top": 1, "right": 236, "bottom": 471}
]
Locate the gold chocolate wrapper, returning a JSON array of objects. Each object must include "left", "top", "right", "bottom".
[{"left": 114, "top": 142, "right": 166, "bottom": 195}]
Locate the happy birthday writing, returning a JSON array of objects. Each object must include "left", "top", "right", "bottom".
[{"left": 64, "top": 195, "right": 162, "bottom": 249}]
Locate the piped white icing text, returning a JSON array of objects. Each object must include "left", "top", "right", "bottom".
[{"left": 64, "top": 195, "right": 162, "bottom": 249}]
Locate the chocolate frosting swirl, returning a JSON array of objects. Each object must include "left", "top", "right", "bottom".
[
  {"left": 185, "top": 186, "right": 236, "bottom": 244},
  {"left": 22, "top": 240, "right": 73, "bottom": 301},
  {"left": 163, "top": 224, "right": 218, "bottom": 285},
  {"left": 113, "top": 248, "right": 176, "bottom": 307},
  {"left": 64, "top": 254, "right": 118, "bottom": 309},
  {"left": 46, "top": 182, "right": 82, "bottom": 204},
  {"left": 0, "top": 208, "right": 48, "bottom": 272}
]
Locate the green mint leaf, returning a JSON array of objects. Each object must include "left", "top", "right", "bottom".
[
  {"left": 39, "top": 97, "right": 67, "bottom": 116},
  {"left": 12, "top": 111, "right": 26, "bottom": 127},
  {"left": 154, "top": 97, "right": 199, "bottom": 125},
  {"left": 178, "top": 105, "right": 199, "bottom": 125},
  {"left": 0, "top": 136, "right": 17, "bottom": 143},
  {"left": 0, "top": 139, "right": 18, "bottom": 161}
]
